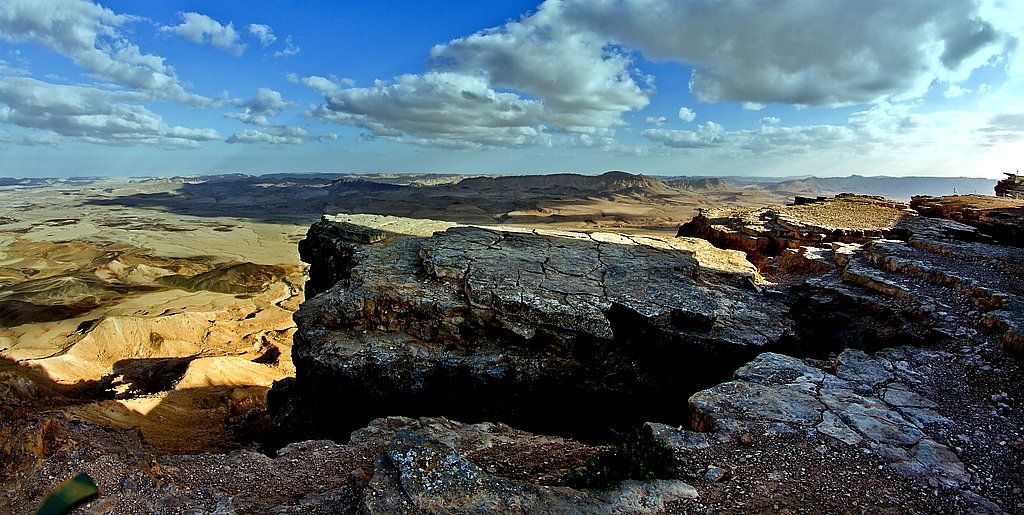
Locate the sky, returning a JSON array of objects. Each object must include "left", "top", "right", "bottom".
[{"left": 0, "top": 0, "right": 1022, "bottom": 179}]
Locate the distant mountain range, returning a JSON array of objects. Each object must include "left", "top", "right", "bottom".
[
  {"left": 2, "top": 173, "right": 998, "bottom": 201},
  {"left": 703, "top": 174, "right": 995, "bottom": 200}
]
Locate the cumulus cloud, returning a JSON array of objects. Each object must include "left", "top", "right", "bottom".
[
  {"left": 0, "top": 130, "right": 63, "bottom": 147},
  {"left": 760, "top": 116, "right": 781, "bottom": 125},
  {"left": 225, "top": 88, "right": 294, "bottom": 126},
  {"left": 642, "top": 121, "right": 725, "bottom": 148},
  {"left": 553, "top": 0, "right": 1018, "bottom": 106},
  {"left": 943, "top": 84, "right": 973, "bottom": 98},
  {"left": 162, "top": 12, "right": 245, "bottom": 56},
  {"left": 638, "top": 100, "right": 1024, "bottom": 166},
  {"left": 645, "top": 116, "right": 667, "bottom": 126},
  {"left": 428, "top": 4, "right": 649, "bottom": 124},
  {"left": 301, "top": 2, "right": 649, "bottom": 147},
  {"left": 677, "top": 107, "right": 695, "bottom": 122},
  {"left": 247, "top": 24, "right": 276, "bottom": 46},
  {"left": 0, "top": 0, "right": 211, "bottom": 106},
  {"left": 0, "top": 58, "right": 28, "bottom": 76},
  {"left": 222, "top": 88, "right": 311, "bottom": 144},
  {"left": 226, "top": 126, "right": 307, "bottom": 145},
  {"left": 301, "top": 73, "right": 551, "bottom": 147},
  {"left": 274, "top": 36, "right": 300, "bottom": 57},
  {"left": 0, "top": 77, "right": 220, "bottom": 148}
]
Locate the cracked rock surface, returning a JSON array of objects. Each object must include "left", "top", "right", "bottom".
[
  {"left": 273, "top": 214, "right": 790, "bottom": 443},
  {"left": 690, "top": 349, "right": 969, "bottom": 488}
]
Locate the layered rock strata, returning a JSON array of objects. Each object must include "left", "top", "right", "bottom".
[
  {"left": 273, "top": 214, "right": 791, "bottom": 443},
  {"left": 677, "top": 195, "right": 1024, "bottom": 355},
  {"left": 677, "top": 194, "right": 979, "bottom": 265},
  {"left": 911, "top": 194, "right": 1024, "bottom": 247}
]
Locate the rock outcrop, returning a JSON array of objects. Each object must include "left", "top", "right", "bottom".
[
  {"left": 689, "top": 349, "right": 970, "bottom": 488},
  {"left": 911, "top": 194, "right": 1024, "bottom": 247},
  {"left": 8, "top": 413, "right": 693, "bottom": 514},
  {"left": 677, "top": 195, "right": 1024, "bottom": 355},
  {"left": 273, "top": 214, "right": 790, "bottom": 443},
  {"left": 677, "top": 194, "right": 979, "bottom": 265},
  {"left": 994, "top": 172, "right": 1024, "bottom": 199}
]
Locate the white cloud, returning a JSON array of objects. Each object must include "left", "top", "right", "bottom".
[
  {"left": 1, "top": 130, "right": 63, "bottom": 147},
  {"left": 642, "top": 121, "right": 725, "bottom": 149},
  {"left": 302, "top": 73, "right": 551, "bottom": 147},
  {"left": 0, "top": 76, "right": 220, "bottom": 148},
  {"left": 943, "top": 84, "right": 972, "bottom": 98},
  {"left": 645, "top": 116, "right": 667, "bottom": 126},
  {"left": 225, "top": 88, "right": 293, "bottom": 126},
  {"left": 0, "top": 58, "right": 29, "bottom": 76},
  {"left": 760, "top": 116, "right": 781, "bottom": 125},
  {"left": 274, "top": 36, "right": 300, "bottom": 57},
  {"left": 162, "top": 12, "right": 245, "bottom": 56},
  {"left": 302, "top": 2, "right": 650, "bottom": 148},
  {"left": 0, "top": 0, "right": 211, "bottom": 106},
  {"left": 226, "top": 126, "right": 307, "bottom": 145},
  {"left": 554, "top": 0, "right": 1019, "bottom": 106},
  {"left": 428, "top": 5, "right": 649, "bottom": 120},
  {"left": 247, "top": 24, "right": 276, "bottom": 47},
  {"left": 677, "top": 107, "right": 695, "bottom": 122}
]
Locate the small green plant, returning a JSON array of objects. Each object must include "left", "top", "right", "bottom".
[{"left": 560, "top": 425, "right": 682, "bottom": 490}]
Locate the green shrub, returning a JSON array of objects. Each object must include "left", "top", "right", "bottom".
[{"left": 560, "top": 425, "right": 682, "bottom": 490}]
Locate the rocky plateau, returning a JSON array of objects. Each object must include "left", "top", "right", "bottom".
[{"left": 2, "top": 177, "right": 1023, "bottom": 513}]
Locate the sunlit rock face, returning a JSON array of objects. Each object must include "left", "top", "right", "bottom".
[{"left": 271, "top": 214, "right": 791, "bottom": 444}]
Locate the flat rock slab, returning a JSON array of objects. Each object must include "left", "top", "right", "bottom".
[
  {"left": 277, "top": 215, "right": 791, "bottom": 443},
  {"left": 689, "top": 348, "right": 970, "bottom": 488}
]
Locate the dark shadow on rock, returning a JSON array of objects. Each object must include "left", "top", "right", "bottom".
[
  {"left": 100, "top": 356, "right": 200, "bottom": 396},
  {"left": 269, "top": 220, "right": 793, "bottom": 450}
]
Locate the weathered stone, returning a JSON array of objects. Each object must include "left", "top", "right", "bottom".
[
  {"left": 689, "top": 346, "right": 968, "bottom": 489},
  {"left": 994, "top": 173, "right": 1024, "bottom": 199},
  {"left": 646, "top": 422, "right": 710, "bottom": 450},
  {"left": 816, "top": 411, "right": 862, "bottom": 446},
  {"left": 274, "top": 215, "right": 791, "bottom": 443},
  {"left": 689, "top": 381, "right": 825, "bottom": 432},
  {"left": 835, "top": 349, "right": 893, "bottom": 387},
  {"left": 892, "top": 438, "right": 971, "bottom": 488},
  {"left": 819, "top": 390, "right": 924, "bottom": 447},
  {"left": 911, "top": 194, "right": 1024, "bottom": 247},
  {"left": 677, "top": 195, "right": 976, "bottom": 265},
  {"left": 359, "top": 430, "right": 697, "bottom": 514},
  {"left": 703, "top": 466, "right": 731, "bottom": 482}
]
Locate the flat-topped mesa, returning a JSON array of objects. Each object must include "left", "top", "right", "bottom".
[{"left": 271, "top": 214, "right": 791, "bottom": 445}]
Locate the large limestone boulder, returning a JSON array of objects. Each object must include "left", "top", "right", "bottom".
[{"left": 272, "top": 214, "right": 790, "bottom": 443}]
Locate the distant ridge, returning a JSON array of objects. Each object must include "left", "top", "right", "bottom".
[
  {"left": 454, "top": 171, "right": 677, "bottom": 195},
  {"left": 768, "top": 175, "right": 996, "bottom": 200},
  {"left": 668, "top": 177, "right": 731, "bottom": 191}
]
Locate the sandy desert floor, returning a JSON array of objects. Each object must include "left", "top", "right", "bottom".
[{"left": 0, "top": 174, "right": 791, "bottom": 453}]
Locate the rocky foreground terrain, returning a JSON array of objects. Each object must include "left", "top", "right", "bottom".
[{"left": 2, "top": 179, "right": 1022, "bottom": 513}]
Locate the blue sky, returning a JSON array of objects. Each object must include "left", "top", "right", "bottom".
[{"left": 1, "top": 0, "right": 1022, "bottom": 178}]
